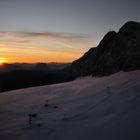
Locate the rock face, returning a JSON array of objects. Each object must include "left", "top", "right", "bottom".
[{"left": 71, "top": 21, "right": 140, "bottom": 77}]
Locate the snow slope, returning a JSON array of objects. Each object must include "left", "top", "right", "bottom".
[{"left": 0, "top": 70, "right": 140, "bottom": 140}]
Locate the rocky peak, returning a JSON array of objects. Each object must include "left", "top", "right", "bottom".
[
  {"left": 70, "top": 21, "right": 140, "bottom": 77},
  {"left": 118, "top": 21, "right": 140, "bottom": 36},
  {"left": 98, "top": 31, "right": 117, "bottom": 48}
]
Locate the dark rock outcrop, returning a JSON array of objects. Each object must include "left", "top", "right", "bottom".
[{"left": 70, "top": 21, "right": 140, "bottom": 77}]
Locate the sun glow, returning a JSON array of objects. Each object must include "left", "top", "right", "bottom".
[{"left": 0, "top": 58, "right": 7, "bottom": 64}]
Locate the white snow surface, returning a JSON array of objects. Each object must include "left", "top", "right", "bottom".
[{"left": 0, "top": 70, "right": 140, "bottom": 140}]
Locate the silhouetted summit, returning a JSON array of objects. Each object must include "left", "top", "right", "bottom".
[{"left": 71, "top": 21, "right": 140, "bottom": 76}]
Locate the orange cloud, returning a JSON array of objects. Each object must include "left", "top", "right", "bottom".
[{"left": 0, "top": 32, "right": 95, "bottom": 63}]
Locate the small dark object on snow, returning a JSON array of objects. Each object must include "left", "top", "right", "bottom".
[
  {"left": 28, "top": 113, "right": 37, "bottom": 118},
  {"left": 28, "top": 113, "right": 38, "bottom": 127},
  {"left": 44, "top": 103, "right": 49, "bottom": 107},
  {"left": 28, "top": 117, "right": 32, "bottom": 126},
  {"left": 44, "top": 99, "right": 49, "bottom": 107},
  {"left": 53, "top": 105, "right": 58, "bottom": 109}
]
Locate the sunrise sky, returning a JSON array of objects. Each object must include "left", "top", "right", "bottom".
[{"left": 0, "top": 0, "right": 139, "bottom": 63}]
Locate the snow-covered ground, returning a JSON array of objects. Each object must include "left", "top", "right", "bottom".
[{"left": 0, "top": 70, "right": 140, "bottom": 140}]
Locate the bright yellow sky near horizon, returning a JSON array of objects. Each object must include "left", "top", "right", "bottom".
[{"left": 0, "top": 32, "right": 96, "bottom": 64}]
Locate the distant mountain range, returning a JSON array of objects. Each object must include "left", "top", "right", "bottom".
[
  {"left": 70, "top": 21, "right": 140, "bottom": 77},
  {"left": 0, "top": 63, "right": 70, "bottom": 72}
]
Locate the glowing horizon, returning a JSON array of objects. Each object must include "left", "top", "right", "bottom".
[
  {"left": 0, "top": 57, "right": 7, "bottom": 64},
  {"left": 0, "top": 32, "right": 96, "bottom": 64}
]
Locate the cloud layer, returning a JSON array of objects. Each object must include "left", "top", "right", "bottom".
[{"left": 0, "top": 32, "right": 94, "bottom": 63}]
